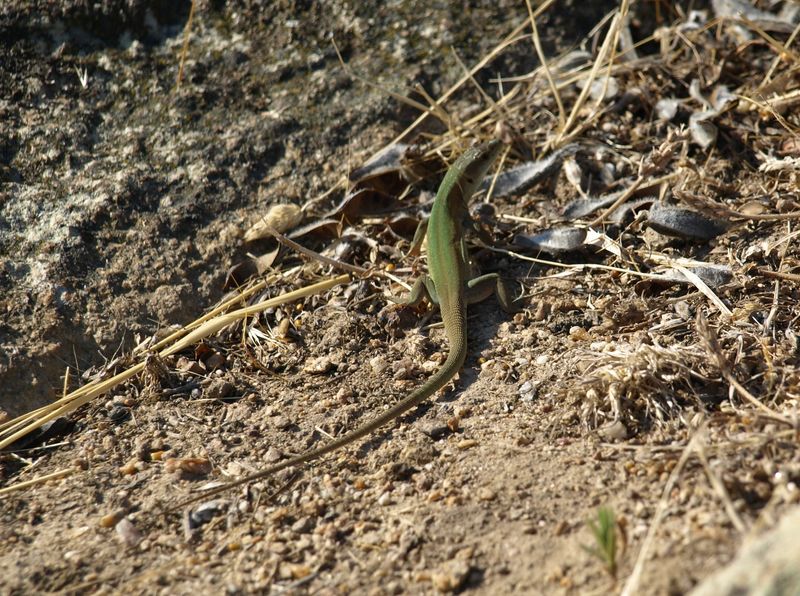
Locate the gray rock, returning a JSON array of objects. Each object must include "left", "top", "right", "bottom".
[{"left": 691, "top": 506, "right": 800, "bottom": 596}]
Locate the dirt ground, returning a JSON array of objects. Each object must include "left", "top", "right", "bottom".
[{"left": 2, "top": 1, "right": 800, "bottom": 594}]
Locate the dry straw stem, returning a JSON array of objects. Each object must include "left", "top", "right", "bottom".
[
  {"left": 620, "top": 426, "right": 705, "bottom": 596},
  {"left": 762, "top": 226, "right": 793, "bottom": 335},
  {"left": 450, "top": 48, "right": 509, "bottom": 126},
  {"left": 0, "top": 467, "right": 74, "bottom": 497},
  {"left": 174, "top": 0, "right": 196, "bottom": 89},
  {"left": 386, "top": 0, "right": 556, "bottom": 149},
  {"left": 728, "top": 205, "right": 800, "bottom": 222},
  {"left": 737, "top": 93, "right": 797, "bottom": 135},
  {"left": 258, "top": 220, "right": 413, "bottom": 292},
  {"left": 557, "top": 0, "right": 631, "bottom": 146},
  {"left": 672, "top": 264, "right": 732, "bottom": 318},
  {"left": 495, "top": 230, "right": 735, "bottom": 318},
  {"left": 0, "top": 404, "right": 51, "bottom": 435},
  {"left": 758, "top": 268, "right": 800, "bottom": 283},
  {"left": 487, "top": 246, "right": 659, "bottom": 281},
  {"left": 422, "top": 85, "right": 522, "bottom": 158},
  {"left": 483, "top": 143, "right": 513, "bottom": 204},
  {"left": 761, "top": 21, "right": 800, "bottom": 84},
  {"left": 0, "top": 274, "right": 350, "bottom": 450},
  {"left": 324, "top": 0, "right": 559, "bottom": 206},
  {"left": 330, "top": 17, "right": 536, "bottom": 193},
  {"left": 261, "top": 222, "right": 370, "bottom": 276},
  {"left": 589, "top": 131, "right": 685, "bottom": 228},
  {"left": 139, "top": 268, "right": 301, "bottom": 356},
  {"left": 740, "top": 16, "right": 800, "bottom": 63},
  {"left": 525, "top": 0, "right": 565, "bottom": 129},
  {"left": 332, "top": 39, "right": 451, "bottom": 125}
]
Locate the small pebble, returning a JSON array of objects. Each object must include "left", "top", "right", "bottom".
[
  {"left": 205, "top": 379, "right": 235, "bottom": 400},
  {"left": 291, "top": 516, "right": 314, "bottom": 534},
  {"left": 430, "top": 560, "right": 470, "bottom": 592},
  {"left": 99, "top": 510, "right": 126, "bottom": 528},
  {"left": 115, "top": 518, "right": 143, "bottom": 547},
  {"left": 272, "top": 415, "right": 292, "bottom": 430},
  {"left": 477, "top": 488, "right": 496, "bottom": 502},
  {"left": 119, "top": 460, "right": 139, "bottom": 476},
  {"left": 598, "top": 420, "right": 629, "bottom": 442},
  {"left": 164, "top": 457, "right": 212, "bottom": 476},
  {"left": 303, "top": 356, "right": 333, "bottom": 374}
]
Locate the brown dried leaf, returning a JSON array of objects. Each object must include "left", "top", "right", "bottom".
[{"left": 326, "top": 189, "right": 400, "bottom": 223}]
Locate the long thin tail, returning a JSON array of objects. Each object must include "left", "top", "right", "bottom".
[{"left": 171, "top": 345, "right": 466, "bottom": 510}]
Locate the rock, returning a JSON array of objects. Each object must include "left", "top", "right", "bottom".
[{"left": 690, "top": 506, "right": 800, "bottom": 596}]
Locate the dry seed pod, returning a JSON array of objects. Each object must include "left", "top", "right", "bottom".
[
  {"left": 646, "top": 203, "right": 727, "bottom": 240},
  {"left": 689, "top": 112, "right": 718, "bottom": 149},
  {"left": 562, "top": 191, "right": 623, "bottom": 219},
  {"left": 287, "top": 218, "right": 340, "bottom": 240},
  {"left": 640, "top": 264, "right": 733, "bottom": 289},
  {"left": 563, "top": 157, "right": 583, "bottom": 194},
  {"left": 244, "top": 204, "right": 303, "bottom": 242},
  {"left": 514, "top": 227, "right": 587, "bottom": 254},
  {"left": 480, "top": 145, "right": 579, "bottom": 197},
  {"left": 349, "top": 143, "right": 409, "bottom": 181},
  {"left": 608, "top": 197, "right": 656, "bottom": 225}
]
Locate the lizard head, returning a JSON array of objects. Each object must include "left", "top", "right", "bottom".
[{"left": 450, "top": 139, "right": 504, "bottom": 200}]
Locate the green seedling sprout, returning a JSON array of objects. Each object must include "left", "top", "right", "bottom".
[{"left": 583, "top": 506, "right": 619, "bottom": 579}]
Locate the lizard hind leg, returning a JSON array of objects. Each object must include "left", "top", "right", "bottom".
[
  {"left": 406, "top": 217, "right": 429, "bottom": 258},
  {"left": 387, "top": 275, "right": 439, "bottom": 308},
  {"left": 466, "top": 273, "right": 519, "bottom": 313}
]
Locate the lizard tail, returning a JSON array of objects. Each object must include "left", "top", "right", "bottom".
[{"left": 171, "top": 345, "right": 467, "bottom": 511}]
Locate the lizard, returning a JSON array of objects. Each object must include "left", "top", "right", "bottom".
[{"left": 171, "top": 139, "right": 515, "bottom": 511}]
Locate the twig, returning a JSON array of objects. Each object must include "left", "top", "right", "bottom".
[
  {"left": 620, "top": 427, "right": 702, "bottom": 596},
  {"left": 332, "top": 39, "right": 450, "bottom": 124},
  {"left": 486, "top": 246, "right": 659, "bottom": 280},
  {"left": 696, "top": 442, "right": 748, "bottom": 533},
  {"left": 758, "top": 268, "right": 800, "bottom": 283},
  {"left": 262, "top": 222, "right": 371, "bottom": 276},
  {"left": 557, "top": 0, "right": 629, "bottom": 144},
  {"left": 385, "top": 0, "right": 556, "bottom": 148}
]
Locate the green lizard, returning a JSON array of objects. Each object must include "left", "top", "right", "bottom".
[{"left": 172, "top": 139, "right": 514, "bottom": 510}]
